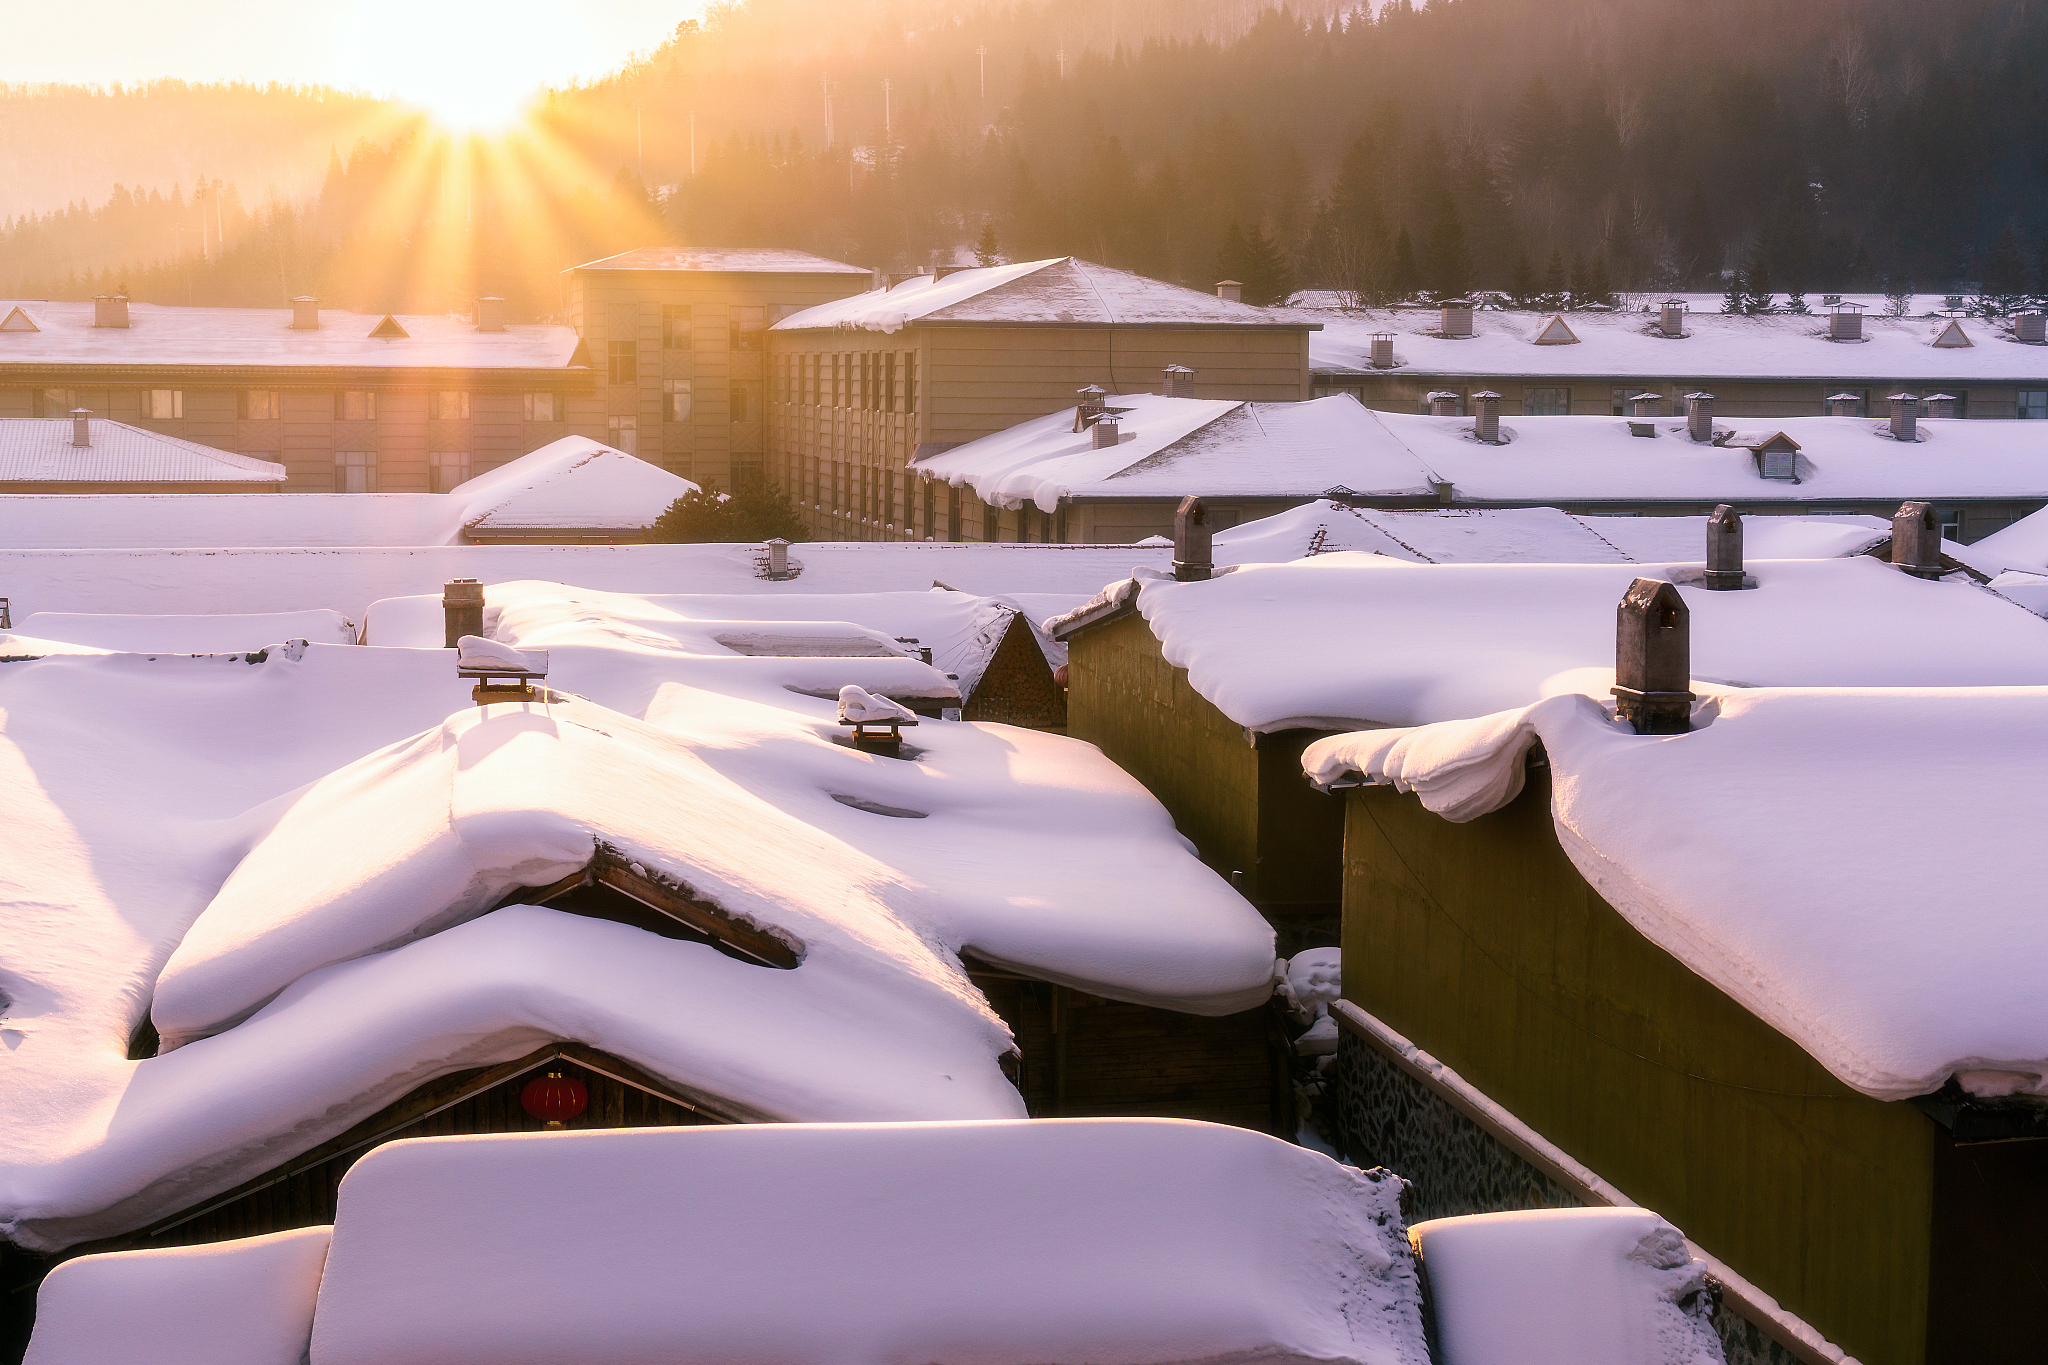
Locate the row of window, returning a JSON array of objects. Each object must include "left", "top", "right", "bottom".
[
  {"left": 332, "top": 450, "right": 475, "bottom": 495},
  {"left": 28, "top": 389, "right": 564, "bottom": 422},
  {"left": 1413, "top": 387, "right": 2039, "bottom": 418},
  {"left": 771, "top": 351, "right": 920, "bottom": 414}
]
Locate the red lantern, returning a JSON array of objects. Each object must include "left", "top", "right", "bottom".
[{"left": 520, "top": 1070, "right": 588, "bottom": 1129}]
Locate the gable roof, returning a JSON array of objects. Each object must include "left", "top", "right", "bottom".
[
  {"left": 1932, "top": 317, "right": 1974, "bottom": 348},
  {"left": 0, "top": 418, "right": 285, "bottom": 484},
  {"left": 775, "top": 258, "right": 1320, "bottom": 334},
  {"left": 571, "top": 248, "right": 871, "bottom": 275}
]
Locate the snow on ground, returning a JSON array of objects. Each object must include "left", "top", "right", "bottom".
[
  {"left": 1412, "top": 1208, "right": 1722, "bottom": 1365},
  {"left": 0, "top": 583, "right": 1274, "bottom": 1249},
  {"left": 17, "top": 610, "right": 357, "bottom": 651},
  {"left": 1056, "top": 555, "right": 2048, "bottom": 733},
  {"left": 1213, "top": 500, "right": 1889, "bottom": 566},
  {"left": 1303, "top": 686, "right": 2048, "bottom": 1102}
]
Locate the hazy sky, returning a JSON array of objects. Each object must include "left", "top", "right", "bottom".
[{"left": 4, "top": 0, "right": 707, "bottom": 124}]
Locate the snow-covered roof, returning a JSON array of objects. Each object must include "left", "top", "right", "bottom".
[
  {"left": 914, "top": 393, "right": 1434, "bottom": 513},
  {"left": 1967, "top": 503, "right": 2048, "bottom": 574},
  {"left": 1302, "top": 686, "right": 2048, "bottom": 1103},
  {"left": 570, "top": 247, "right": 871, "bottom": 274},
  {"left": 1308, "top": 305, "right": 2048, "bottom": 382},
  {"left": 1049, "top": 556, "right": 2048, "bottom": 733},
  {"left": 0, "top": 582, "right": 1273, "bottom": 1249},
  {"left": 0, "top": 418, "right": 285, "bottom": 484},
  {"left": 28, "top": 1122, "right": 1425, "bottom": 1365},
  {"left": 1380, "top": 411, "right": 2048, "bottom": 506},
  {"left": 448, "top": 436, "right": 697, "bottom": 533},
  {"left": 16, "top": 610, "right": 358, "bottom": 652},
  {"left": 0, "top": 301, "right": 578, "bottom": 371},
  {"left": 1213, "top": 501, "right": 1890, "bottom": 566},
  {"left": 774, "top": 258, "right": 1318, "bottom": 335}
]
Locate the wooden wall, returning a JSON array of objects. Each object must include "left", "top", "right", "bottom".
[{"left": 1340, "top": 768, "right": 1938, "bottom": 1365}]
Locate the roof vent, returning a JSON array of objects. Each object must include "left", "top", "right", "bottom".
[
  {"left": 1473, "top": 391, "right": 1502, "bottom": 444},
  {"left": 1827, "top": 392, "right": 1862, "bottom": 416},
  {"left": 1073, "top": 384, "right": 1109, "bottom": 434},
  {"left": 475, "top": 296, "right": 506, "bottom": 332},
  {"left": 442, "top": 579, "right": 484, "bottom": 649},
  {"left": 1427, "top": 391, "right": 1460, "bottom": 417},
  {"left": 1932, "top": 318, "right": 1973, "bottom": 348},
  {"left": 761, "top": 538, "right": 798, "bottom": 581},
  {"left": 370, "top": 314, "right": 410, "bottom": 340},
  {"left": 1533, "top": 314, "right": 1579, "bottom": 345},
  {"left": 1891, "top": 501, "right": 1944, "bottom": 578},
  {"left": 1686, "top": 392, "right": 1715, "bottom": 443},
  {"left": 1630, "top": 392, "right": 1662, "bottom": 418},
  {"left": 2016, "top": 313, "right": 2047, "bottom": 344},
  {"left": 1888, "top": 393, "right": 1919, "bottom": 442},
  {"left": 1703, "top": 504, "right": 1752, "bottom": 590},
  {"left": 1613, "top": 578, "right": 1693, "bottom": 735},
  {"left": 70, "top": 408, "right": 91, "bottom": 448},
  {"left": 1439, "top": 300, "right": 1474, "bottom": 338},
  {"left": 1739, "top": 431, "right": 1801, "bottom": 481},
  {"left": 290, "top": 296, "right": 320, "bottom": 330},
  {"left": 1173, "top": 496, "right": 1213, "bottom": 583},
  {"left": 1658, "top": 299, "right": 1686, "bottom": 338},
  {"left": 1369, "top": 332, "right": 1397, "bottom": 369},
  {"left": 1091, "top": 414, "right": 1122, "bottom": 449},
  {"left": 0, "top": 305, "right": 40, "bottom": 332},
  {"left": 1214, "top": 280, "right": 1243, "bottom": 304},
  {"left": 1161, "top": 364, "right": 1196, "bottom": 398},
  {"left": 1828, "top": 301, "right": 1865, "bottom": 341},
  {"left": 93, "top": 294, "right": 130, "bottom": 329},
  {"left": 1925, "top": 393, "right": 1958, "bottom": 419}
]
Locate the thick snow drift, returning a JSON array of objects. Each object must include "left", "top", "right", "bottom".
[
  {"left": 1055, "top": 555, "right": 2048, "bottom": 732},
  {"left": 25, "top": 1227, "right": 331, "bottom": 1365},
  {"left": 309, "top": 1121, "right": 1427, "bottom": 1365},
  {"left": 1303, "top": 687, "right": 2048, "bottom": 1101},
  {"left": 17, "top": 610, "right": 357, "bottom": 652},
  {"left": 1412, "top": 1208, "right": 1722, "bottom": 1365}
]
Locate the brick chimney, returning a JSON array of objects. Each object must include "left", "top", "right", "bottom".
[
  {"left": 1092, "top": 414, "right": 1122, "bottom": 448},
  {"left": 1215, "top": 280, "right": 1243, "bottom": 304},
  {"left": 1427, "top": 391, "right": 1460, "bottom": 416},
  {"left": 1173, "top": 496, "right": 1213, "bottom": 583},
  {"left": 475, "top": 297, "right": 506, "bottom": 332},
  {"left": 92, "top": 294, "right": 130, "bottom": 328},
  {"left": 1703, "top": 504, "right": 1748, "bottom": 591},
  {"left": 1827, "top": 392, "right": 1861, "bottom": 417},
  {"left": 1161, "top": 364, "right": 1196, "bottom": 398},
  {"left": 1888, "top": 393, "right": 1919, "bottom": 442},
  {"left": 1613, "top": 577, "right": 1694, "bottom": 735},
  {"left": 1659, "top": 299, "right": 1685, "bottom": 337},
  {"left": 290, "top": 296, "right": 321, "bottom": 330},
  {"left": 1439, "top": 300, "right": 1474, "bottom": 337},
  {"left": 442, "top": 579, "right": 484, "bottom": 648},
  {"left": 1369, "top": 333, "right": 1396, "bottom": 369},
  {"left": 1630, "top": 392, "right": 1662, "bottom": 418},
  {"left": 1891, "top": 502, "right": 1944, "bottom": 578},
  {"left": 1828, "top": 301, "right": 1865, "bottom": 341},
  {"left": 1473, "top": 391, "right": 1502, "bottom": 443},
  {"left": 1685, "top": 392, "right": 1715, "bottom": 443},
  {"left": 70, "top": 408, "right": 90, "bottom": 448}
]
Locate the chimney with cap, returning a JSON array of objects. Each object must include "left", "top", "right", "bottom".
[
  {"left": 475, "top": 297, "right": 506, "bottom": 332},
  {"left": 2016, "top": 313, "right": 2047, "bottom": 343},
  {"left": 1686, "top": 392, "right": 1715, "bottom": 443},
  {"left": 1888, "top": 393, "right": 1919, "bottom": 442},
  {"left": 1162, "top": 364, "right": 1196, "bottom": 397},
  {"left": 1473, "top": 391, "right": 1502, "bottom": 443},
  {"left": 1892, "top": 502, "right": 1945, "bottom": 578},
  {"left": 1427, "top": 391, "right": 1460, "bottom": 416},
  {"left": 764, "top": 539, "right": 793, "bottom": 580},
  {"left": 1092, "top": 413, "right": 1122, "bottom": 448},
  {"left": 1827, "top": 392, "right": 1862, "bottom": 417},
  {"left": 1173, "top": 496, "right": 1213, "bottom": 583},
  {"left": 1828, "top": 301, "right": 1865, "bottom": 341},
  {"left": 70, "top": 408, "right": 91, "bottom": 448},
  {"left": 1924, "top": 393, "right": 1957, "bottom": 419},
  {"left": 1215, "top": 280, "right": 1243, "bottom": 304},
  {"left": 1072, "top": 384, "right": 1108, "bottom": 434},
  {"left": 290, "top": 296, "right": 321, "bottom": 330},
  {"left": 93, "top": 294, "right": 130, "bottom": 329},
  {"left": 1439, "top": 300, "right": 1474, "bottom": 338},
  {"left": 1613, "top": 578, "right": 1694, "bottom": 735},
  {"left": 1369, "top": 333, "right": 1396, "bottom": 369},
  {"left": 442, "top": 579, "right": 485, "bottom": 648},
  {"left": 1703, "top": 505, "right": 1750, "bottom": 590},
  {"left": 1659, "top": 299, "right": 1686, "bottom": 337}
]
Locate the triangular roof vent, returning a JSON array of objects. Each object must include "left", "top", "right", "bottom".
[
  {"left": 566, "top": 336, "right": 592, "bottom": 368},
  {"left": 1533, "top": 314, "right": 1580, "bottom": 345},
  {"left": 0, "top": 306, "right": 41, "bottom": 332},
  {"left": 369, "top": 314, "right": 410, "bottom": 339},
  {"left": 1931, "top": 318, "right": 1973, "bottom": 348}
]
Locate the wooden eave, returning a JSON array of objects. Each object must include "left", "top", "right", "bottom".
[{"left": 501, "top": 843, "right": 804, "bottom": 970}]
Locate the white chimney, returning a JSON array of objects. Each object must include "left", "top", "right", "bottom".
[
  {"left": 290, "top": 296, "right": 321, "bottom": 330},
  {"left": 1439, "top": 300, "right": 1474, "bottom": 338},
  {"left": 475, "top": 296, "right": 506, "bottom": 332},
  {"left": 1658, "top": 299, "right": 1685, "bottom": 337},
  {"left": 93, "top": 294, "right": 130, "bottom": 329},
  {"left": 1215, "top": 280, "right": 1243, "bottom": 304},
  {"left": 1369, "top": 332, "right": 1396, "bottom": 369},
  {"left": 70, "top": 408, "right": 90, "bottom": 447}
]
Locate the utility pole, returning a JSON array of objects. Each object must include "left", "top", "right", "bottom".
[
  {"left": 822, "top": 73, "right": 837, "bottom": 147},
  {"left": 689, "top": 110, "right": 697, "bottom": 177},
  {"left": 976, "top": 45, "right": 988, "bottom": 107},
  {"left": 1057, "top": 45, "right": 1066, "bottom": 78},
  {"left": 636, "top": 103, "right": 643, "bottom": 181},
  {"left": 883, "top": 78, "right": 892, "bottom": 138}
]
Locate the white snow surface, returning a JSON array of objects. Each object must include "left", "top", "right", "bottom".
[
  {"left": 25, "top": 1227, "right": 330, "bottom": 1365},
  {"left": 1064, "top": 555, "right": 2048, "bottom": 732},
  {"left": 1412, "top": 1208, "right": 1722, "bottom": 1365},
  {"left": 1302, "top": 687, "right": 2048, "bottom": 1101},
  {"left": 306, "top": 1121, "right": 1427, "bottom": 1365},
  {"left": 454, "top": 636, "right": 538, "bottom": 672},
  {"left": 1215, "top": 500, "right": 1889, "bottom": 566},
  {"left": 1969, "top": 503, "right": 2048, "bottom": 574},
  {"left": 15, "top": 611, "right": 356, "bottom": 652},
  {"left": 838, "top": 683, "right": 916, "bottom": 723},
  {"left": 0, "top": 584, "right": 1273, "bottom": 1249},
  {"left": 0, "top": 419, "right": 286, "bottom": 485},
  {"left": 445, "top": 438, "right": 697, "bottom": 533},
  {"left": 912, "top": 394, "right": 1434, "bottom": 513}
]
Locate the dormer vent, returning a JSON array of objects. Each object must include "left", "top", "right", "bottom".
[
  {"left": 1533, "top": 314, "right": 1579, "bottom": 345},
  {"left": 370, "top": 314, "right": 410, "bottom": 340},
  {"left": 1613, "top": 578, "right": 1694, "bottom": 735},
  {"left": 1932, "top": 318, "right": 1973, "bottom": 348},
  {"left": 1214, "top": 280, "right": 1243, "bottom": 304}
]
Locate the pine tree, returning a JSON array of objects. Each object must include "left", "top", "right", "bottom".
[
  {"left": 1389, "top": 227, "right": 1420, "bottom": 302},
  {"left": 1567, "top": 251, "right": 1587, "bottom": 308},
  {"left": 1583, "top": 253, "right": 1613, "bottom": 308},
  {"left": 1979, "top": 225, "right": 2026, "bottom": 313},
  {"left": 1678, "top": 183, "right": 1718, "bottom": 290},
  {"left": 1423, "top": 191, "right": 1471, "bottom": 301},
  {"left": 645, "top": 476, "right": 808, "bottom": 543},
  {"left": 974, "top": 219, "right": 1002, "bottom": 268},
  {"left": 1723, "top": 269, "right": 1747, "bottom": 315},
  {"left": 1509, "top": 251, "right": 1538, "bottom": 307},
  {"left": 1744, "top": 252, "right": 1774, "bottom": 313},
  {"left": 1540, "top": 248, "right": 1567, "bottom": 310},
  {"left": 1215, "top": 222, "right": 1295, "bottom": 306}
]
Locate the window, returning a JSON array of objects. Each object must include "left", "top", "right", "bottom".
[
  {"left": 906, "top": 353, "right": 918, "bottom": 414},
  {"left": 335, "top": 450, "right": 377, "bottom": 493},
  {"left": 730, "top": 305, "right": 765, "bottom": 351},
  {"left": 664, "top": 378, "right": 693, "bottom": 423},
  {"left": 1939, "top": 508, "right": 1967, "bottom": 543},
  {"left": 662, "top": 305, "right": 691, "bottom": 350},
  {"left": 1611, "top": 387, "right": 1636, "bottom": 416},
  {"left": 606, "top": 415, "right": 637, "bottom": 455},
  {"left": 242, "top": 390, "right": 281, "bottom": 420},
  {"left": 2021, "top": 390, "right": 2048, "bottom": 420},
  {"left": 36, "top": 389, "right": 74, "bottom": 418},
  {"left": 886, "top": 353, "right": 899, "bottom": 412},
  {"left": 607, "top": 340, "right": 637, "bottom": 385},
  {"left": 429, "top": 391, "right": 470, "bottom": 420},
  {"left": 1524, "top": 387, "right": 1569, "bottom": 416},
  {"left": 336, "top": 390, "right": 377, "bottom": 421},
  {"left": 732, "top": 384, "right": 751, "bottom": 424},
  {"left": 147, "top": 390, "right": 183, "bottom": 420},
  {"left": 428, "top": 450, "right": 472, "bottom": 494},
  {"left": 523, "top": 391, "right": 558, "bottom": 422}
]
